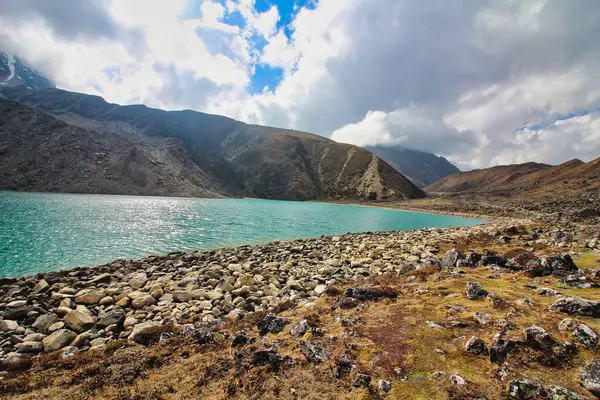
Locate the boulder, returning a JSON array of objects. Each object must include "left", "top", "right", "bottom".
[
  {"left": 546, "top": 385, "right": 590, "bottom": 400},
  {"left": 465, "top": 281, "right": 488, "bottom": 300},
  {"left": 251, "top": 348, "right": 292, "bottom": 370},
  {"left": 64, "top": 310, "right": 96, "bottom": 332},
  {"left": 132, "top": 294, "right": 157, "bottom": 309},
  {"left": 572, "top": 324, "right": 598, "bottom": 350},
  {"left": 558, "top": 318, "right": 576, "bottom": 331},
  {"left": 442, "top": 249, "right": 463, "bottom": 268},
  {"left": 378, "top": 380, "right": 392, "bottom": 393},
  {"left": 97, "top": 309, "right": 125, "bottom": 328},
  {"left": 465, "top": 251, "right": 482, "bottom": 267},
  {"left": 0, "top": 352, "right": 32, "bottom": 371},
  {"left": 75, "top": 291, "right": 105, "bottom": 305},
  {"left": 490, "top": 333, "right": 519, "bottom": 364},
  {"left": 15, "top": 341, "right": 43, "bottom": 353},
  {"left": 258, "top": 313, "right": 290, "bottom": 335},
  {"left": 32, "top": 279, "right": 49, "bottom": 294},
  {"left": 299, "top": 340, "right": 330, "bottom": 363},
  {"left": 344, "top": 286, "right": 397, "bottom": 301},
  {"left": 0, "top": 319, "right": 19, "bottom": 331},
  {"left": 42, "top": 329, "right": 77, "bottom": 352},
  {"left": 465, "top": 336, "right": 487, "bottom": 355},
  {"left": 542, "top": 254, "right": 578, "bottom": 277},
  {"left": 524, "top": 325, "right": 556, "bottom": 350},
  {"left": 353, "top": 373, "right": 372, "bottom": 388},
  {"left": 129, "top": 321, "right": 163, "bottom": 343},
  {"left": 290, "top": 319, "right": 311, "bottom": 339},
  {"left": 580, "top": 358, "right": 600, "bottom": 397},
  {"left": 507, "top": 379, "right": 546, "bottom": 399},
  {"left": 550, "top": 297, "right": 600, "bottom": 318}
]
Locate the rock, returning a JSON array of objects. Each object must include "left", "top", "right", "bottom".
[
  {"left": 572, "top": 323, "right": 599, "bottom": 350},
  {"left": 426, "top": 321, "right": 445, "bottom": 330},
  {"left": 129, "top": 273, "right": 148, "bottom": 289},
  {"left": 465, "top": 251, "right": 482, "bottom": 267},
  {"left": 308, "top": 250, "right": 323, "bottom": 260},
  {"left": 129, "top": 321, "right": 163, "bottom": 343},
  {"left": 258, "top": 313, "right": 290, "bottom": 335},
  {"left": 550, "top": 297, "right": 600, "bottom": 318},
  {"left": 99, "top": 296, "right": 115, "bottom": 306},
  {"left": 7, "top": 300, "right": 27, "bottom": 308},
  {"left": 449, "top": 373, "right": 466, "bottom": 385},
  {"left": 231, "top": 330, "right": 247, "bottom": 347},
  {"left": 116, "top": 297, "right": 130, "bottom": 307},
  {"left": 97, "top": 309, "right": 125, "bottom": 328},
  {"left": 333, "top": 297, "right": 360, "bottom": 309},
  {"left": 24, "top": 333, "right": 45, "bottom": 342},
  {"left": 216, "top": 279, "right": 234, "bottom": 292},
  {"left": 0, "top": 352, "right": 32, "bottom": 371},
  {"left": 132, "top": 294, "right": 157, "bottom": 309},
  {"left": 64, "top": 310, "right": 96, "bottom": 332},
  {"left": 32, "top": 279, "right": 49, "bottom": 293},
  {"left": 42, "top": 329, "right": 77, "bottom": 352},
  {"left": 15, "top": 341, "right": 44, "bottom": 353},
  {"left": 474, "top": 311, "right": 491, "bottom": 326},
  {"left": 580, "top": 359, "right": 600, "bottom": 397},
  {"left": 72, "top": 332, "right": 92, "bottom": 348},
  {"left": 524, "top": 325, "right": 556, "bottom": 350},
  {"left": 31, "top": 313, "right": 60, "bottom": 333},
  {"left": 481, "top": 255, "right": 506, "bottom": 267},
  {"left": 558, "top": 318, "right": 576, "bottom": 331},
  {"left": 344, "top": 286, "right": 397, "bottom": 301},
  {"left": 75, "top": 291, "right": 105, "bottom": 305},
  {"left": 172, "top": 290, "right": 193, "bottom": 302},
  {"left": 48, "top": 321, "right": 65, "bottom": 332},
  {"left": 183, "top": 326, "right": 214, "bottom": 345},
  {"left": 89, "top": 273, "right": 112, "bottom": 284},
  {"left": 489, "top": 333, "right": 519, "bottom": 364},
  {"left": 0, "top": 319, "right": 19, "bottom": 331},
  {"left": 507, "top": 379, "right": 546, "bottom": 399},
  {"left": 90, "top": 338, "right": 107, "bottom": 348},
  {"left": 542, "top": 254, "right": 578, "bottom": 277},
  {"left": 290, "top": 319, "right": 311, "bottom": 339},
  {"left": 536, "top": 287, "right": 559, "bottom": 296},
  {"left": 547, "top": 385, "right": 590, "bottom": 400},
  {"left": 465, "top": 281, "right": 488, "bottom": 300},
  {"left": 251, "top": 348, "right": 292, "bottom": 370},
  {"left": 61, "top": 346, "right": 79, "bottom": 359},
  {"left": 465, "top": 336, "right": 487, "bottom": 355},
  {"left": 197, "top": 300, "right": 213, "bottom": 310},
  {"left": 299, "top": 341, "right": 330, "bottom": 363},
  {"left": 378, "top": 380, "right": 392, "bottom": 393},
  {"left": 442, "top": 249, "right": 463, "bottom": 268},
  {"left": 488, "top": 293, "right": 509, "bottom": 308},
  {"left": 353, "top": 373, "right": 372, "bottom": 388},
  {"left": 561, "top": 274, "right": 594, "bottom": 289},
  {"left": 3, "top": 306, "right": 32, "bottom": 320},
  {"left": 314, "top": 284, "right": 327, "bottom": 295}
]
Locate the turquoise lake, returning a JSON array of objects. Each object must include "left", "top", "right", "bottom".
[{"left": 0, "top": 192, "right": 482, "bottom": 278}]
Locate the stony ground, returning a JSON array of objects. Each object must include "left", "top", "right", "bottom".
[{"left": 1, "top": 198, "right": 600, "bottom": 399}]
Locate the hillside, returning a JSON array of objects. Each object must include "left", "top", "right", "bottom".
[
  {"left": 0, "top": 86, "right": 425, "bottom": 201},
  {"left": 0, "top": 100, "right": 238, "bottom": 197},
  {"left": 366, "top": 145, "right": 460, "bottom": 188},
  {"left": 425, "top": 159, "right": 600, "bottom": 197}
]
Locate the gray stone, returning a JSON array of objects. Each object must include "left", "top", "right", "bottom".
[
  {"left": 0, "top": 319, "right": 19, "bottom": 331},
  {"left": 64, "top": 310, "right": 96, "bottom": 332},
  {"left": 42, "top": 329, "right": 77, "bottom": 352},
  {"left": 550, "top": 297, "right": 600, "bottom": 318},
  {"left": 572, "top": 323, "right": 599, "bottom": 350},
  {"left": 290, "top": 319, "right": 311, "bottom": 339},
  {"left": 524, "top": 325, "right": 556, "bottom": 350},
  {"left": 258, "top": 313, "right": 290, "bottom": 335},
  {"left": 299, "top": 340, "right": 330, "bottom": 363},
  {"left": 32, "top": 279, "right": 49, "bottom": 293},
  {"left": 15, "top": 341, "right": 43, "bottom": 353},
  {"left": 547, "top": 385, "right": 590, "bottom": 400},
  {"left": 442, "top": 249, "right": 462, "bottom": 268},
  {"left": 449, "top": 373, "right": 466, "bottom": 385},
  {"left": 558, "top": 318, "right": 576, "bottom": 331},
  {"left": 465, "top": 336, "right": 487, "bottom": 355},
  {"left": 378, "top": 380, "right": 392, "bottom": 393},
  {"left": 580, "top": 359, "right": 600, "bottom": 397},
  {"left": 507, "top": 379, "right": 546, "bottom": 399},
  {"left": 97, "top": 309, "right": 125, "bottom": 328},
  {"left": 132, "top": 294, "right": 157, "bottom": 309},
  {"left": 75, "top": 291, "right": 105, "bottom": 305},
  {"left": 353, "top": 373, "right": 372, "bottom": 388},
  {"left": 465, "top": 281, "right": 488, "bottom": 300},
  {"left": 129, "top": 321, "right": 162, "bottom": 343}
]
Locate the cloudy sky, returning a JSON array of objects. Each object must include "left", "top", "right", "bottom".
[{"left": 1, "top": 0, "right": 599, "bottom": 170}]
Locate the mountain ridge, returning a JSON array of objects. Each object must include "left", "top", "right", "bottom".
[{"left": 0, "top": 86, "right": 425, "bottom": 201}]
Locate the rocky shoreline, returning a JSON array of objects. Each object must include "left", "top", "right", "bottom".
[{"left": 1, "top": 201, "right": 600, "bottom": 398}]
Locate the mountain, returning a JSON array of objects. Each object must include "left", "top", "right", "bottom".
[
  {"left": 0, "top": 99, "right": 237, "bottom": 197},
  {"left": 0, "top": 86, "right": 425, "bottom": 200},
  {"left": 0, "top": 52, "right": 54, "bottom": 90},
  {"left": 366, "top": 145, "right": 460, "bottom": 187},
  {"left": 425, "top": 158, "right": 600, "bottom": 196}
]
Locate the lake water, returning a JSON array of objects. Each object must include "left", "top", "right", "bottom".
[{"left": 0, "top": 192, "right": 482, "bottom": 278}]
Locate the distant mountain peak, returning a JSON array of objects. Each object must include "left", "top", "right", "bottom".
[{"left": 0, "top": 51, "right": 54, "bottom": 90}]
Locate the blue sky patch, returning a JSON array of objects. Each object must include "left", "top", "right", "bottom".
[{"left": 249, "top": 64, "right": 284, "bottom": 94}]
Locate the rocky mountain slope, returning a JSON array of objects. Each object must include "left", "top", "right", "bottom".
[
  {"left": 366, "top": 145, "right": 460, "bottom": 188},
  {"left": 0, "top": 86, "right": 425, "bottom": 201},
  {"left": 425, "top": 159, "right": 600, "bottom": 196},
  {"left": 0, "top": 52, "right": 54, "bottom": 90},
  {"left": 0, "top": 100, "right": 238, "bottom": 197}
]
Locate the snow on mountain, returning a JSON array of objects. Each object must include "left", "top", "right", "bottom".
[{"left": 0, "top": 52, "right": 54, "bottom": 90}]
